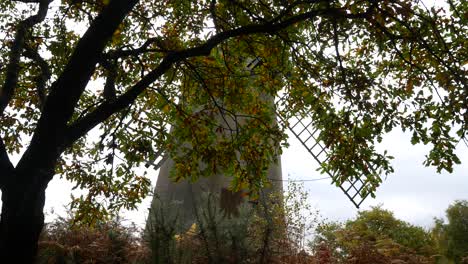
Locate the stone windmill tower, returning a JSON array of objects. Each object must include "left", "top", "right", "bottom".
[{"left": 146, "top": 57, "right": 283, "bottom": 230}]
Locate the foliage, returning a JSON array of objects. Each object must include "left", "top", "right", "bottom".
[
  {"left": 431, "top": 200, "right": 468, "bottom": 263},
  {"left": 283, "top": 181, "right": 320, "bottom": 251},
  {"left": 347, "top": 206, "right": 436, "bottom": 254},
  {"left": 311, "top": 206, "right": 437, "bottom": 263},
  {"left": 0, "top": 0, "right": 467, "bottom": 257},
  {"left": 0, "top": 0, "right": 466, "bottom": 225},
  {"left": 32, "top": 199, "right": 468, "bottom": 264},
  {"left": 37, "top": 214, "right": 149, "bottom": 264},
  {"left": 445, "top": 200, "right": 468, "bottom": 262}
]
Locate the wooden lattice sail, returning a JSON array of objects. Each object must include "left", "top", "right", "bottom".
[{"left": 274, "top": 107, "right": 377, "bottom": 208}]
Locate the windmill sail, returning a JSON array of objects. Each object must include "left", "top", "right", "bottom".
[{"left": 275, "top": 95, "right": 378, "bottom": 208}]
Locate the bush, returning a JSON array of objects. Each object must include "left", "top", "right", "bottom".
[
  {"left": 309, "top": 206, "right": 437, "bottom": 264},
  {"left": 37, "top": 214, "right": 149, "bottom": 264}
]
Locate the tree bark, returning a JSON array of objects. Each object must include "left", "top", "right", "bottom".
[
  {"left": 0, "top": 1, "right": 138, "bottom": 261},
  {"left": 0, "top": 168, "right": 52, "bottom": 262}
]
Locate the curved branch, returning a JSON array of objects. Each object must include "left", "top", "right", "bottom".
[
  {"left": 0, "top": 0, "right": 52, "bottom": 115},
  {"left": 23, "top": 45, "right": 51, "bottom": 108},
  {"left": 105, "top": 37, "right": 167, "bottom": 59},
  {"left": 16, "top": 0, "right": 139, "bottom": 172},
  {"left": 65, "top": 6, "right": 371, "bottom": 146}
]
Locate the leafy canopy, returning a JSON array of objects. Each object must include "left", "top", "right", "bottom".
[
  {"left": 432, "top": 200, "right": 468, "bottom": 262},
  {"left": 312, "top": 206, "right": 437, "bottom": 262},
  {"left": 0, "top": 0, "right": 466, "bottom": 222}
]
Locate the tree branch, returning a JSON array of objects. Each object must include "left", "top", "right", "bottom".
[
  {"left": 105, "top": 37, "right": 166, "bottom": 59},
  {"left": 0, "top": 0, "right": 52, "bottom": 115},
  {"left": 209, "top": 0, "right": 221, "bottom": 31},
  {"left": 16, "top": 0, "right": 139, "bottom": 171},
  {"left": 65, "top": 6, "right": 371, "bottom": 146},
  {"left": 23, "top": 45, "right": 51, "bottom": 108}
]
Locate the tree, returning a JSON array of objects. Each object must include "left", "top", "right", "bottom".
[
  {"left": 311, "top": 206, "right": 437, "bottom": 263},
  {"left": 445, "top": 200, "right": 468, "bottom": 262},
  {"left": 0, "top": 0, "right": 465, "bottom": 261},
  {"left": 346, "top": 207, "right": 436, "bottom": 255},
  {"left": 432, "top": 200, "right": 468, "bottom": 263}
]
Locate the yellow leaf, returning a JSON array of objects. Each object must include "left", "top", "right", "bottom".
[
  {"left": 162, "top": 104, "right": 170, "bottom": 113},
  {"left": 186, "top": 223, "right": 197, "bottom": 235}
]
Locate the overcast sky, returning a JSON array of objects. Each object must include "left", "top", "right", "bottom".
[{"left": 282, "top": 129, "right": 468, "bottom": 228}]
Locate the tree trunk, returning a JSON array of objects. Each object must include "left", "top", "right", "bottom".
[{"left": 0, "top": 169, "right": 50, "bottom": 262}]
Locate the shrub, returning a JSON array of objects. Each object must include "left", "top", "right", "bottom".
[
  {"left": 310, "top": 206, "right": 437, "bottom": 264},
  {"left": 37, "top": 214, "right": 149, "bottom": 264}
]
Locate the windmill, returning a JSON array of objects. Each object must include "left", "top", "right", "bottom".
[{"left": 146, "top": 55, "right": 380, "bottom": 230}]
